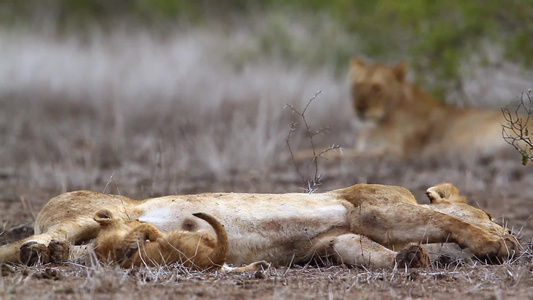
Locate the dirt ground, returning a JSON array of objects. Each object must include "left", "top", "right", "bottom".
[{"left": 1, "top": 94, "right": 533, "bottom": 299}]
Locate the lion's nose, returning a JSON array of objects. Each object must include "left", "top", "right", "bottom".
[
  {"left": 355, "top": 102, "right": 368, "bottom": 118},
  {"left": 356, "top": 102, "right": 368, "bottom": 111}
]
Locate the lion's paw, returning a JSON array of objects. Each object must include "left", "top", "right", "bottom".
[
  {"left": 425, "top": 188, "right": 442, "bottom": 204},
  {"left": 476, "top": 234, "right": 521, "bottom": 263},
  {"left": 396, "top": 243, "right": 430, "bottom": 268},
  {"left": 48, "top": 239, "right": 70, "bottom": 263},
  {"left": 20, "top": 241, "right": 50, "bottom": 265}
]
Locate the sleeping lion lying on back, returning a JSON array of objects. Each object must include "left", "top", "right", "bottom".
[
  {"left": 348, "top": 58, "right": 516, "bottom": 160},
  {"left": 0, "top": 183, "right": 519, "bottom": 270}
]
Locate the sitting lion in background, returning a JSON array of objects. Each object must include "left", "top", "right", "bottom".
[
  {"left": 348, "top": 58, "right": 513, "bottom": 160},
  {"left": 92, "top": 210, "right": 228, "bottom": 270}
]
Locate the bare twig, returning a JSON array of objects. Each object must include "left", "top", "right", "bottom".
[
  {"left": 285, "top": 91, "right": 341, "bottom": 193},
  {"left": 286, "top": 121, "right": 307, "bottom": 186},
  {"left": 501, "top": 89, "right": 533, "bottom": 165}
]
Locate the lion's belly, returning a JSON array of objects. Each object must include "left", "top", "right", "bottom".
[{"left": 136, "top": 193, "right": 349, "bottom": 265}]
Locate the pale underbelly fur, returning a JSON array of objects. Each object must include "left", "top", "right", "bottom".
[{"left": 136, "top": 194, "right": 349, "bottom": 265}]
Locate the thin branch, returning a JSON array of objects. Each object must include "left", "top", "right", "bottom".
[
  {"left": 501, "top": 89, "right": 533, "bottom": 165},
  {"left": 285, "top": 91, "right": 342, "bottom": 192},
  {"left": 286, "top": 122, "right": 307, "bottom": 185}
]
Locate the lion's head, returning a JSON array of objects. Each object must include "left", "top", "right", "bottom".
[{"left": 349, "top": 58, "right": 408, "bottom": 122}]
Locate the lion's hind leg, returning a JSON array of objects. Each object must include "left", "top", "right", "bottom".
[{"left": 327, "top": 233, "right": 429, "bottom": 268}]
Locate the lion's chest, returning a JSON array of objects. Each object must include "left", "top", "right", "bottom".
[{"left": 136, "top": 193, "right": 349, "bottom": 265}]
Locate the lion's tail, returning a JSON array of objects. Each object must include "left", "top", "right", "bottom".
[{"left": 192, "top": 213, "right": 228, "bottom": 268}]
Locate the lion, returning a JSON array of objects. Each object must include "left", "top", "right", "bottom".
[
  {"left": 347, "top": 58, "right": 512, "bottom": 160},
  {"left": 0, "top": 183, "right": 519, "bottom": 269},
  {"left": 92, "top": 210, "right": 228, "bottom": 270}
]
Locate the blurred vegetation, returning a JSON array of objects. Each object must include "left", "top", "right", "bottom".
[{"left": 2, "top": 0, "right": 532, "bottom": 98}]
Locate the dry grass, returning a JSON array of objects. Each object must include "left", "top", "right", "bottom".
[
  {"left": 2, "top": 251, "right": 533, "bottom": 299},
  {"left": 0, "top": 21, "right": 532, "bottom": 299},
  {"left": 0, "top": 25, "right": 352, "bottom": 196}
]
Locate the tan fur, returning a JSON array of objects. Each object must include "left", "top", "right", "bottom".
[
  {"left": 423, "top": 183, "right": 499, "bottom": 236},
  {"left": 93, "top": 210, "right": 228, "bottom": 270},
  {"left": 426, "top": 183, "right": 466, "bottom": 204},
  {"left": 0, "top": 183, "right": 520, "bottom": 269},
  {"left": 348, "top": 58, "right": 512, "bottom": 159}
]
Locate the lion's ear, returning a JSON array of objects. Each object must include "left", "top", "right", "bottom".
[
  {"left": 94, "top": 209, "right": 114, "bottom": 225},
  {"left": 394, "top": 62, "right": 408, "bottom": 82}
]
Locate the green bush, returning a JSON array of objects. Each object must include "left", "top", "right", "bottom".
[{"left": 1, "top": 0, "right": 531, "bottom": 98}]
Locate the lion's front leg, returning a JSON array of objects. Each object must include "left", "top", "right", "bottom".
[
  {"left": 349, "top": 204, "right": 519, "bottom": 262},
  {"left": 126, "top": 224, "right": 164, "bottom": 243},
  {"left": 330, "top": 234, "right": 396, "bottom": 268},
  {"left": 1, "top": 233, "right": 73, "bottom": 265},
  {"left": 0, "top": 217, "right": 103, "bottom": 265},
  {"left": 313, "top": 233, "right": 429, "bottom": 268}
]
